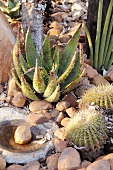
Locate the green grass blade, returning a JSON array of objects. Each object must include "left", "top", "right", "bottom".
[
  {"left": 94, "top": 0, "right": 103, "bottom": 70},
  {"left": 98, "top": 0, "right": 113, "bottom": 71},
  {"left": 83, "top": 23, "right": 93, "bottom": 67}
]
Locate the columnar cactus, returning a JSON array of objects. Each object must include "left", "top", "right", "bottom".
[
  {"left": 12, "top": 26, "right": 84, "bottom": 102},
  {"left": 79, "top": 84, "right": 113, "bottom": 109},
  {"left": 66, "top": 109, "right": 108, "bottom": 151}
]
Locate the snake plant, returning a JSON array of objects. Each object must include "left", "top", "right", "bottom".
[
  {"left": 12, "top": 26, "right": 84, "bottom": 102},
  {"left": 0, "top": 0, "right": 21, "bottom": 22},
  {"left": 83, "top": 0, "right": 113, "bottom": 73},
  {"left": 66, "top": 109, "right": 108, "bottom": 151}
]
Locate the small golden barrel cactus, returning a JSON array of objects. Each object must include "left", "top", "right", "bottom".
[
  {"left": 79, "top": 84, "right": 113, "bottom": 109},
  {"left": 66, "top": 109, "right": 108, "bottom": 151}
]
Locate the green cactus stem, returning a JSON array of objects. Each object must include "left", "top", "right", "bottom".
[
  {"left": 66, "top": 109, "right": 108, "bottom": 151},
  {"left": 79, "top": 84, "right": 113, "bottom": 109}
]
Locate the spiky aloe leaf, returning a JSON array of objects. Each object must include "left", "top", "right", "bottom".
[
  {"left": 33, "top": 59, "right": 45, "bottom": 94},
  {"left": 45, "top": 84, "right": 60, "bottom": 102},
  {"left": 40, "top": 67, "right": 49, "bottom": 85},
  {"left": 19, "top": 53, "right": 33, "bottom": 80},
  {"left": 21, "top": 75, "right": 39, "bottom": 101},
  {"left": 60, "top": 54, "right": 80, "bottom": 90},
  {"left": 11, "top": 68, "right": 21, "bottom": 88},
  {"left": 40, "top": 35, "right": 52, "bottom": 73},
  {"left": 25, "top": 27, "right": 39, "bottom": 68},
  {"left": 13, "top": 37, "right": 22, "bottom": 80},
  {"left": 57, "top": 26, "right": 80, "bottom": 77},
  {"left": 57, "top": 54, "right": 77, "bottom": 83},
  {"left": 51, "top": 46, "right": 59, "bottom": 74},
  {"left": 62, "top": 68, "right": 85, "bottom": 95},
  {"left": 43, "top": 69, "right": 57, "bottom": 98}
]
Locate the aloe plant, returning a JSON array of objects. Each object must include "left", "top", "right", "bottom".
[
  {"left": 79, "top": 84, "right": 113, "bottom": 109},
  {"left": 66, "top": 109, "right": 108, "bottom": 151},
  {"left": 0, "top": 0, "right": 21, "bottom": 22},
  {"left": 12, "top": 26, "right": 84, "bottom": 102},
  {"left": 83, "top": 0, "right": 113, "bottom": 73}
]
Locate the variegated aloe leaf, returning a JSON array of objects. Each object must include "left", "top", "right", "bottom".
[
  {"left": 21, "top": 75, "right": 39, "bottom": 101},
  {"left": 40, "top": 67, "right": 49, "bottom": 85},
  {"left": 43, "top": 68, "right": 57, "bottom": 98},
  {"left": 40, "top": 35, "right": 52, "bottom": 73},
  {"left": 57, "top": 26, "right": 80, "bottom": 77},
  {"left": 25, "top": 27, "right": 39, "bottom": 68},
  {"left": 45, "top": 84, "right": 60, "bottom": 102},
  {"left": 51, "top": 46, "right": 59, "bottom": 74},
  {"left": 13, "top": 37, "right": 22, "bottom": 80},
  {"left": 60, "top": 54, "right": 80, "bottom": 91},
  {"left": 11, "top": 68, "right": 21, "bottom": 88},
  {"left": 33, "top": 59, "right": 46, "bottom": 94}
]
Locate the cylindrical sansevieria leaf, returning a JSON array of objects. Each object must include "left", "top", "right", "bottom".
[
  {"left": 33, "top": 59, "right": 46, "bottom": 94},
  {"left": 43, "top": 67, "right": 57, "bottom": 98},
  {"left": 66, "top": 109, "right": 108, "bottom": 151},
  {"left": 45, "top": 84, "right": 60, "bottom": 102},
  {"left": 79, "top": 84, "right": 113, "bottom": 109},
  {"left": 21, "top": 75, "right": 39, "bottom": 101}
]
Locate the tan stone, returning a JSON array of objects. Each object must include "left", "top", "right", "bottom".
[
  {"left": 59, "top": 34, "right": 71, "bottom": 43},
  {"left": 93, "top": 74, "right": 110, "bottom": 86},
  {"left": 104, "top": 65, "right": 113, "bottom": 82},
  {"left": 66, "top": 107, "right": 77, "bottom": 118},
  {"left": 54, "top": 127, "right": 67, "bottom": 140},
  {"left": 51, "top": 12, "right": 68, "bottom": 22},
  {"left": 0, "top": 85, "right": 3, "bottom": 94},
  {"left": 29, "top": 100, "right": 52, "bottom": 112},
  {"left": 80, "top": 160, "right": 91, "bottom": 168},
  {"left": 23, "top": 160, "right": 40, "bottom": 170},
  {"left": 63, "top": 92, "right": 78, "bottom": 108},
  {"left": 14, "top": 125, "right": 32, "bottom": 144},
  {"left": 50, "top": 21, "right": 63, "bottom": 30},
  {"left": 7, "top": 165, "right": 23, "bottom": 170},
  {"left": 103, "top": 153, "right": 113, "bottom": 170},
  {"left": 87, "top": 159, "right": 110, "bottom": 170},
  {"left": 84, "top": 64, "right": 98, "bottom": 80},
  {"left": 28, "top": 111, "right": 51, "bottom": 124},
  {"left": 61, "top": 117, "right": 71, "bottom": 127},
  {"left": 49, "top": 28, "right": 62, "bottom": 36},
  {"left": 0, "top": 11, "right": 16, "bottom": 83},
  {"left": 55, "top": 112, "right": 64, "bottom": 123},
  {"left": 0, "top": 155, "right": 6, "bottom": 170},
  {"left": 46, "top": 153, "right": 60, "bottom": 170},
  {"left": 12, "top": 92, "right": 26, "bottom": 107},
  {"left": 50, "top": 109, "right": 59, "bottom": 118},
  {"left": 53, "top": 137, "right": 68, "bottom": 152},
  {"left": 56, "top": 101, "right": 70, "bottom": 111},
  {"left": 58, "top": 147, "right": 81, "bottom": 170}
]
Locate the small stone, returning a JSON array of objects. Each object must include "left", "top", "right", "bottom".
[
  {"left": 55, "top": 112, "right": 64, "bottom": 123},
  {"left": 23, "top": 160, "right": 40, "bottom": 170},
  {"left": 29, "top": 100, "right": 52, "bottom": 112},
  {"left": 104, "top": 66, "right": 113, "bottom": 82},
  {"left": 103, "top": 153, "right": 113, "bottom": 170},
  {"left": 66, "top": 107, "right": 77, "bottom": 118},
  {"left": 51, "top": 12, "right": 64, "bottom": 22},
  {"left": 50, "top": 21, "right": 63, "bottom": 30},
  {"left": 56, "top": 101, "right": 70, "bottom": 111},
  {"left": 46, "top": 153, "right": 60, "bottom": 170},
  {"left": 62, "top": 92, "right": 78, "bottom": 108},
  {"left": 12, "top": 92, "right": 26, "bottom": 107},
  {"left": 54, "top": 127, "right": 67, "bottom": 140},
  {"left": 7, "top": 77, "right": 19, "bottom": 98},
  {"left": 87, "top": 159, "right": 110, "bottom": 170},
  {"left": 7, "top": 165, "right": 23, "bottom": 170},
  {"left": 81, "top": 160, "right": 91, "bottom": 168},
  {"left": 92, "top": 74, "right": 110, "bottom": 86},
  {"left": 14, "top": 125, "right": 32, "bottom": 144},
  {"left": 84, "top": 64, "right": 98, "bottom": 80},
  {"left": 49, "top": 28, "right": 62, "bottom": 36},
  {"left": 53, "top": 137, "right": 68, "bottom": 152},
  {"left": 28, "top": 111, "right": 51, "bottom": 124},
  {"left": 59, "top": 34, "right": 71, "bottom": 43},
  {"left": 50, "top": 109, "right": 59, "bottom": 118},
  {"left": 0, "top": 93, "right": 6, "bottom": 101},
  {"left": 58, "top": 147, "right": 81, "bottom": 170},
  {"left": 61, "top": 117, "right": 71, "bottom": 127},
  {"left": 71, "top": 10, "right": 84, "bottom": 20},
  {"left": 0, "top": 155, "right": 6, "bottom": 170}
]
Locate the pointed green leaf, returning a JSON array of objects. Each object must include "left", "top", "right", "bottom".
[
  {"left": 25, "top": 27, "right": 39, "bottom": 68},
  {"left": 58, "top": 27, "right": 80, "bottom": 77},
  {"left": 40, "top": 35, "right": 52, "bottom": 73},
  {"left": 51, "top": 46, "right": 59, "bottom": 74},
  {"left": 11, "top": 68, "right": 21, "bottom": 88},
  {"left": 40, "top": 67, "right": 49, "bottom": 85}
]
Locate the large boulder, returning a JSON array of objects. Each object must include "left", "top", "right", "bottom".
[{"left": 0, "top": 10, "right": 16, "bottom": 83}]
